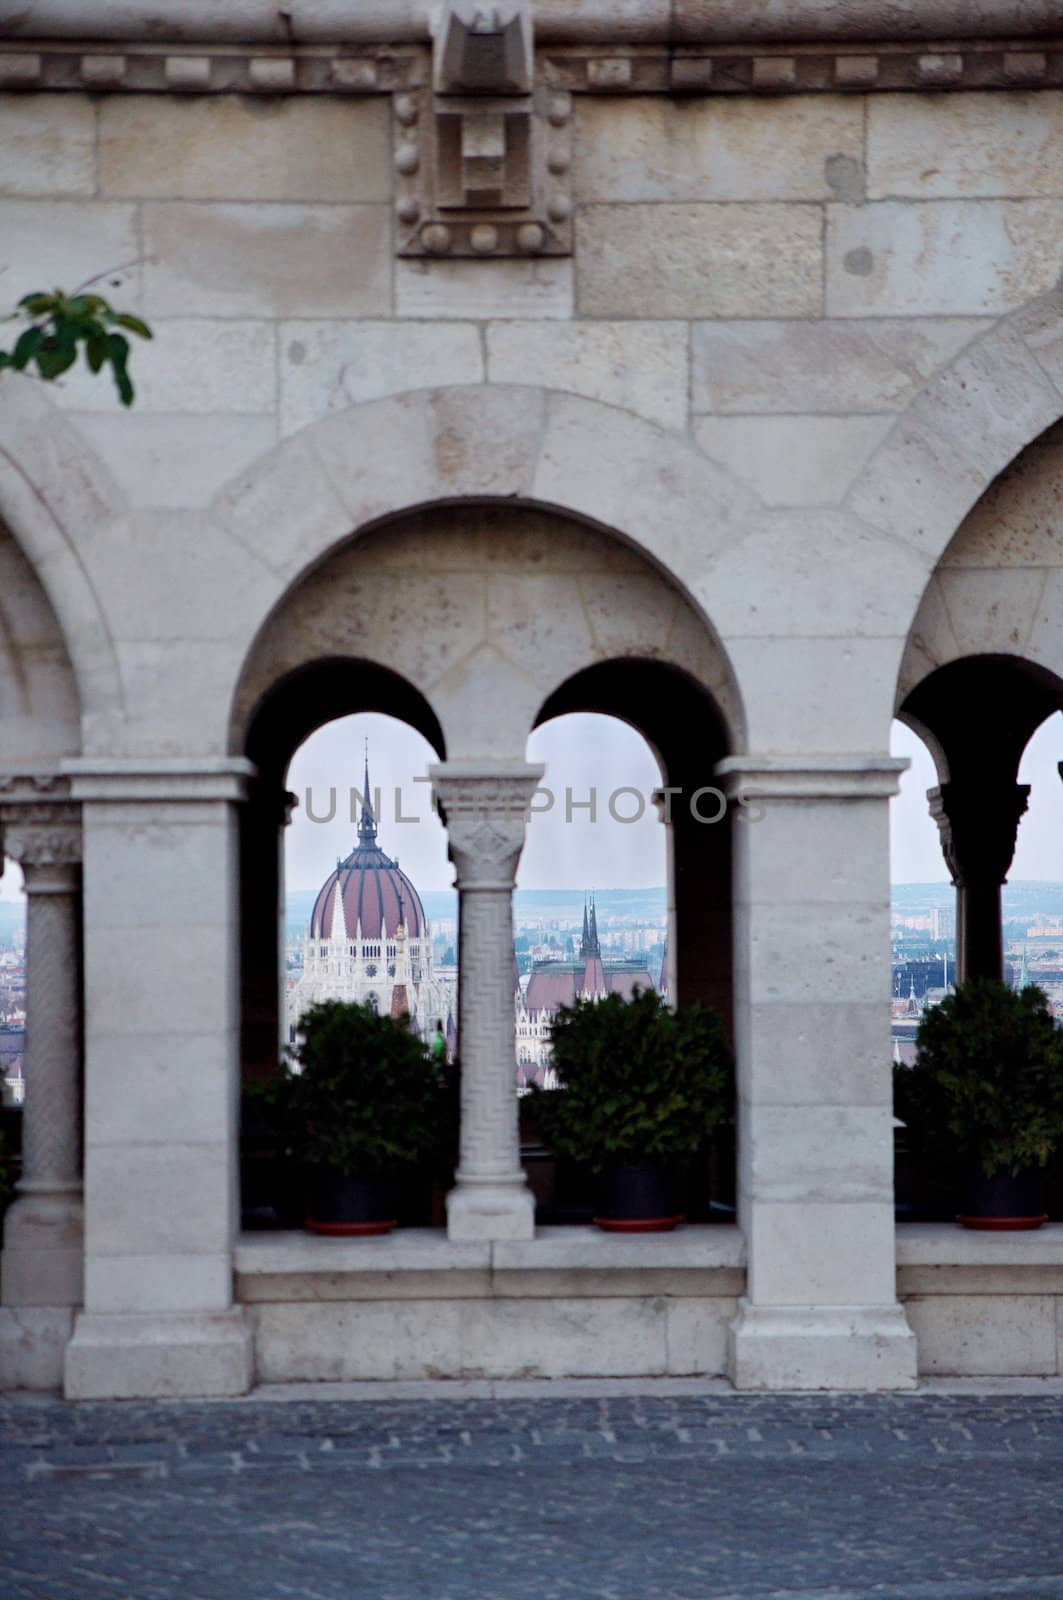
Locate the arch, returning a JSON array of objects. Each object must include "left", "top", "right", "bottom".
[
  {"left": 230, "top": 501, "right": 746, "bottom": 762},
  {"left": 897, "top": 417, "right": 1063, "bottom": 706},
  {"left": 847, "top": 286, "right": 1063, "bottom": 612},
  {"left": 216, "top": 384, "right": 754, "bottom": 746},
  {"left": 0, "top": 381, "right": 126, "bottom": 743}
]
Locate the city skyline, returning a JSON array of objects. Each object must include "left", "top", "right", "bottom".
[{"left": 2, "top": 709, "right": 1062, "bottom": 901}]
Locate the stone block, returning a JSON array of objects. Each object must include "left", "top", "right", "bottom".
[
  {"left": 100, "top": 95, "right": 391, "bottom": 201},
  {"left": 395, "top": 258, "right": 574, "bottom": 318},
  {"left": 747, "top": 1202, "right": 898, "bottom": 1307},
  {"left": 86, "top": 1031, "right": 234, "bottom": 1144},
  {"left": 573, "top": 95, "right": 862, "bottom": 202},
  {"left": 908, "top": 324, "right": 1062, "bottom": 481},
  {"left": 487, "top": 320, "right": 688, "bottom": 430},
  {"left": 577, "top": 203, "right": 822, "bottom": 318},
  {"left": 739, "top": 1001, "right": 894, "bottom": 1106},
  {"left": 0, "top": 1306, "right": 75, "bottom": 1391},
  {"left": 844, "top": 413, "right": 988, "bottom": 557},
  {"left": 736, "top": 898, "right": 890, "bottom": 1010},
  {"left": 904, "top": 1293, "right": 1058, "bottom": 1376},
  {"left": 85, "top": 924, "right": 234, "bottom": 1033},
  {"left": 747, "top": 1106, "right": 894, "bottom": 1205},
  {"left": 939, "top": 424, "right": 1063, "bottom": 568},
  {"left": 577, "top": 573, "right": 683, "bottom": 661},
  {"left": 827, "top": 200, "right": 1063, "bottom": 317},
  {"left": 868, "top": 92, "right": 1063, "bottom": 200},
  {"left": 486, "top": 573, "right": 595, "bottom": 687},
  {"left": 1013, "top": 295, "right": 1063, "bottom": 396},
  {"left": 665, "top": 1298, "right": 737, "bottom": 1375},
  {"left": 65, "top": 1309, "right": 253, "bottom": 1399},
  {"left": 280, "top": 320, "right": 483, "bottom": 435},
  {"left": 85, "top": 1253, "right": 233, "bottom": 1315},
  {"left": 0, "top": 93, "right": 95, "bottom": 197},
  {"left": 0, "top": 200, "right": 140, "bottom": 308},
  {"left": 144, "top": 202, "right": 391, "bottom": 317},
  {"left": 695, "top": 318, "right": 993, "bottom": 416},
  {"left": 694, "top": 415, "right": 894, "bottom": 507},
  {"left": 724, "top": 636, "right": 900, "bottom": 755},
  {"left": 68, "top": 414, "right": 275, "bottom": 509},
  {"left": 729, "top": 1301, "right": 917, "bottom": 1390},
  {"left": 533, "top": 393, "right": 752, "bottom": 585},
  {"left": 51, "top": 320, "right": 277, "bottom": 416},
  {"left": 213, "top": 434, "right": 351, "bottom": 583},
  {"left": 86, "top": 1141, "right": 234, "bottom": 1258},
  {"left": 698, "top": 507, "right": 926, "bottom": 642},
  {"left": 935, "top": 568, "right": 1045, "bottom": 656},
  {"left": 736, "top": 795, "right": 892, "bottom": 906}
]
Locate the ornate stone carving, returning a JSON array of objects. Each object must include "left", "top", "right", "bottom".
[
  {"left": 396, "top": 2, "right": 571, "bottom": 258},
  {"left": 430, "top": 765, "right": 545, "bottom": 887},
  {"left": 928, "top": 781, "right": 1030, "bottom": 889}
]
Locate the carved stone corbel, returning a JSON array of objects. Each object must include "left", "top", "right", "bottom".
[{"left": 395, "top": 1, "right": 572, "bottom": 258}]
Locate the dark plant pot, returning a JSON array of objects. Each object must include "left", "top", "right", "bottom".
[
  {"left": 305, "top": 1170, "right": 398, "bottom": 1237},
  {"left": 594, "top": 1164, "right": 684, "bottom": 1233},
  {"left": 958, "top": 1165, "right": 1048, "bottom": 1231}
]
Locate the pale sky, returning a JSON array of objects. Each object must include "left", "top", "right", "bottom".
[{"left": 2, "top": 710, "right": 1061, "bottom": 903}]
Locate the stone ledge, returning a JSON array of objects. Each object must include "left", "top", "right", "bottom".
[
  {"left": 235, "top": 1225, "right": 746, "bottom": 1302},
  {"left": 896, "top": 1222, "right": 1063, "bottom": 1267}
]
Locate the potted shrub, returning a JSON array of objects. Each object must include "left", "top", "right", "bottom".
[
  {"left": 528, "top": 988, "right": 732, "bottom": 1232},
  {"left": 275, "top": 999, "right": 442, "bottom": 1236},
  {"left": 901, "top": 978, "right": 1063, "bottom": 1230}
]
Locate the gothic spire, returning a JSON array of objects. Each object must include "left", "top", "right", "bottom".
[
  {"left": 587, "top": 893, "right": 600, "bottom": 959},
  {"left": 358, "top": 737, "right": 378, "bottom": 846}
]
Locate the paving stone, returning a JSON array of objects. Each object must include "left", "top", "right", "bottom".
[{"left": 2, "top": 1392, "right": 1063, "bottom": 1597}]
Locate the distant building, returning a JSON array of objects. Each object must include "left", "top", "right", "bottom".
[
  {"left": 286, "top": 757, "right": 455, "bottom": 1047},
  {"left": 515, "top": 896, "right": 655, "bottom": 1082}
]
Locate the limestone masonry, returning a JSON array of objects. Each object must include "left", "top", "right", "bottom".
[{"left": 1, "top": 0, "right": 1063, "bottom": 1398}]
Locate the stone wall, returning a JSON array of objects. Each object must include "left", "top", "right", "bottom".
[{"left": 2, "top": 34, "right": 1063, "bottom": 1395}]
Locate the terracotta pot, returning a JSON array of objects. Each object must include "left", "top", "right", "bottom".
[
  {"left": 957, "top": 1165, "right": 1048, "bottom": 1231},
  {"left": 594, "top": 1163, "right": 684, "bottom": 1233},
  {"left": 305, "top": 1170, "right": 398, "bottom": 1236}
]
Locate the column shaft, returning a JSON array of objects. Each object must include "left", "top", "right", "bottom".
[{"left": 430, "top": 762, "right": 542, "bottom": 1243}]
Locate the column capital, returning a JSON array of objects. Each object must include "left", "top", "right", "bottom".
[
  {"left": 716, "top": 754, "right": 909, "bottom": 801},
  {"left": 928, "top": 779, "right": 1030, "bottom": 888},
  {"left": 0, "top": 803, "right": 82, "bottom": 875},
  {"left": 429, "top": 761, "right": 544, "bottom": 888}
]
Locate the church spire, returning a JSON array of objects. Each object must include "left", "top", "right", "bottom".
[
  {"left": 587, "top": 893, "right": 601, "bottom": 960},
  {"left": 580, "top": 901, "right": 590, "bottom": 958},
  {"left": 358, "top": 738, "right": 378, "bottom": 846}
]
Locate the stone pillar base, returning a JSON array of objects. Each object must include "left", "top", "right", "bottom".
[
  {"left": 447, "top": 1179, "right": 535, "bottom": 1241},
  {"left": 64, "top": 1309, "right": 254, "bottom": 1400},
  {"left": 0, "top": 1306, "right": 76, "bottom": 1390},
  {"left": 728, "top": 1300, "right": 918, "bottom": 1392},
  {"left": 2, "top": 1192, "right": 84, "bottom": 1308}
]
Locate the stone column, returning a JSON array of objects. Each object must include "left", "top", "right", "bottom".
[
  {"left": 430, "top": 761, "right": 543, "bottom": 1242},
  {"left": 0, "top": 792, "right": 84, "bottom": 1390},
  {"left": 718, "top": 756, "right": 917, "bottom": 1392},
  {"left": 928, "top": 780, "right": 1029, "bottom": 983},
  {"left": 61, "top": 760, "right": 255, "bottom": 1400}
]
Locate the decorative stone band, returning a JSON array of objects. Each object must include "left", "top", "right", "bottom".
[
  {"left": 0, "top": 39, "right": 1058, "bottom": 96},
  {"left": 716, "top": 754, "right": 910, "bottom": 803},
  {"left": 5, "top": 1, "right": 1061, "bottom": 47},
  {"left": 428, "top": 762, "right": 545, "bottom": 891},
  {"left": 62, "top": 757, "right": 256, "bottom": 808}
]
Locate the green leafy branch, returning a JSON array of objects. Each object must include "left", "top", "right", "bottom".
[{"left": 0, "top": 287, "right": 152, "bottom": 407}]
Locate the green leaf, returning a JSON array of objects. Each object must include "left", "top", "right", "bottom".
[
  {"left": 10, "top": 326, "right": 44, "bottom": 370},
  {"left": 86, "top": 331, "right": 109, "bottom": 374},
  {"left": 17, "top": 292, "right": 55, "bottom": 316},
  {"left": 35, "top": 343, "right": 78, "bottom": 379},
  {"left": 111, "top": 313, "right": 153, "bottom": 340}
]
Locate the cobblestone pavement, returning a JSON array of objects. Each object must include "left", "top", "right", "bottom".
[{"left": 4, "top": 1387, "right": 1063, "bottom": 1600}]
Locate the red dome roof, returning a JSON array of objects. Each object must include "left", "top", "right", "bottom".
[{"left": 310, "top": 843, "right": 426, "bottom": 941}]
